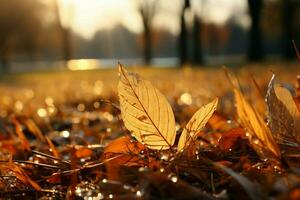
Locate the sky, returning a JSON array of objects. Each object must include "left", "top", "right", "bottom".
[{"left": 57, "top": 0, "right": 249, "bottom": 39}]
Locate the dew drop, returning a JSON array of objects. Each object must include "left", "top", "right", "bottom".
[
  {"left": 37, "top": 108, "right": 47, "bottom": 117},
  {"left": 136, "top": 190, "right": 143, "bottom": 197},
  {"left": 102, "top": 179, "right": 107, "bottom": 183},
  {"left": 77, "top": 104, "right": 85, "bottom": 112},
  {"left": 168, "top": 173, "right": 178, "bottom": 183}
]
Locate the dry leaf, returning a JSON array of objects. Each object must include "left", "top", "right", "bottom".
[
  {"left": 102, "top": 136, "right": 159, "bottom": 180},
  {"left": 75, "top": 147, "right": 93, "bottom": 158},
  {"left": 177, "top": 98, "right": 218, "bottom": 152},
  {"left": 224, "top": 68, "right": 281, "bottom": 158},
  {"left": 266, "top": 74, "right": 300, "bottom": 146},
  {"left": 118, "top": 64, "right": 176, "bottom": 150},
  {"left": 218, "top": 127, "right": 245, "bottom": 151},
  {"left": 46, "top": 136, "right": 60, "bottom": 159},
  {"left": 234, "top": 87, "right": 281, "bottom": 158},
  {"left": 0, "top": 159, "right": 41, "bottom": 191},
  {"left": 207, "top": 112, "right": 232, "bottom": 132},
  {"left": 11, "top": 117, "right": 31, "bottom": 151}
]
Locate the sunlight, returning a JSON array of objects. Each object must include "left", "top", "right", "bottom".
[{"left": 67, "top": 59, "right": 99, "bottom": 71}]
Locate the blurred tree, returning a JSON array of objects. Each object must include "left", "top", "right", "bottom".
[
  {"left": 247, "top": 0, "right": 263, "bottom": 61},
  {"left": 192, "top": 15, "right": 203, "bottom": 65},
  {"left": 139, "top": 0, "right": 158, "bottom": 65},
  {"left": 282, "top": 0, "right": 297, "bottom": 60},
  {"left": 0, "top": 0, "right": 44, "bottom": 70},
  {"left": 179, "top": 0, "right": 191, "bottom": 65},
  {"left": 53, "top": 0, "right": 73, "bottom": 64}
]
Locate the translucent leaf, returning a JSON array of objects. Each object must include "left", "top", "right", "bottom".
[
  {"left": 177, "top": 98, "right": 218, "bottom": 152},
  {"left": 266, "top": 74, "right": 300, "bottom": 146},
  {"left": 118, "top": 64, "right": 176, "bottom": 150},
  {"left": 234, "top": 87, "right": 281, "bottom": 158},
  {"left": 224, "top": 68, "right": 280, "bottom": 158}
]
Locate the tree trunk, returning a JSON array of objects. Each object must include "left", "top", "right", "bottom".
[
  {"left": 62, "top": 27, "right": 72, "bottom": 62},
  {"left": 142, "top": 19, "right": 151, "bottom": 65},
  {"left": 54, "top": 0, "right": 72, "bottom": 65},
  {"left": 282, "top": 0, "right": 296, "bottom": 60},
  {"left": 193, "top": 16, "right": 203, "bottom": 65},
  {"left": 248, "top": 0, "right": 263, "bottom": 61},
  {"left": 179, "top": 0, "right": 190, "bottom": 66},
  {"left": 0, "top": 49, "right": 10, "bottom": 72}
]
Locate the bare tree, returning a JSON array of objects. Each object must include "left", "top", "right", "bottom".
[
  {"left": 247, "top": 0, "right": 263, "bottom": 61},
  {"left": 179, "top": 0, "right": 191, "bottom": 65},
  {"left": 53, "top": 0, "right": 73, "bottom": 64},
  {"left": 139, "top": 0, "right": 158, "bottom": 65},
  {"left": 0, "top": 0, "right": 43, "bottom": 70},
  {"left": 282, "top": 0, "right": 297, "bottom": 60}
]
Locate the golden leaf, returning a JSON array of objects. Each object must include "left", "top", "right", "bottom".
[
  {"left": 234, "top": 88, "right": 281, "bottom": 158},
  {"left": 266, "top": 74, "right": 300, "bottom": 146},
  {"left": 118, "top": 64, "right": 176, "bottom": 150},
  {"left": 224, "top": 68, "right": 280, "bottom": 158},
  {"left": 177, "top": 98, "right": 218, "bottom": 152}
]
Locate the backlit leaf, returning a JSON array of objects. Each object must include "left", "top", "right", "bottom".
[
  {"left": 224, "top": 68, "right": 281, "bottom": 158},
  {"left": 234, "top": 88, "right": 281, "bottom": 158},
  {"left": 266, "top": 74, "right": 300, "bottom": 146},
  {"left": 118, "top": 64, "right": 176, "bottom": 150},
  {"left": 177, "top": 98, "right": 218, "bottom": 152}
]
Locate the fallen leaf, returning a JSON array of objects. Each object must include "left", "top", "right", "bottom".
[
  {"left": 45, "top": 136, "right": 60, "bottom": 159},
  {"left": 75, "top": 147, "right": 93, "bottom": 158},
  {"left": 215, "top": 163, "right": 263, "bottom": 200},
  {"left": 118, "top": 64, "right": 176, "bottom": 150},
  {"left": 266, "top": 74, "right": 300, "bottom": 146},
  {"left": 11, "top": 117, "right": 31, "bottom": 152},
  {"left": 218, "top": 127, "right": 245, "bottom": 151},
  {"left": 0, "top": 159, "right": 41, "bottom": 191},
  {"left": 102, "top": 136, "right": 159, "bottom": 180},
  {"left": 207, "top": 112, "right": 232, "bottom": 132},
  {"left": 177, "top": 98, "right": 218, "bottom": 152}
]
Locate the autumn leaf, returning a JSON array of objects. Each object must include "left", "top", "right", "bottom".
[
  {"left": 218, "top": 127, "right": 245, "bottom": 151},
  {"left": 118, "top": 64, "right": 176, "bottom": 150},
  {"left": 224, "top": 68, "right": 281, "bottom": 158},
  {"left": 234, "top": 86, "right": 281, "bottom": 158},
  {"left": 75, "top": 147, "right": 93, "bottom": 158},
  {"left": 266, "top": 74, "right": 300, "bottom": 146},
  {"left": 11, "top": 117, "right": 31, "bottom": 152},
  {"left": 102, "top": 136, "right": 159, "bottom": 180},
  {"left": 0, "top": 159, "right": 41, "bottom": 191},
  {"left": 45, "top": 136, "right": 60, "bottom": 159},
  {"left": 177, "top": 98, "right": 218, "bottom": 152}
]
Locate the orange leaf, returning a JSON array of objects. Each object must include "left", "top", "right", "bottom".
[
  {"left": 75, "top": 147, "right": 93, "bottom": 158},
  {"left": 0, "top": 160, "right": 41, "bottom": 191},
  {"left": 102, "top": 136, "right": 159, "bottom": 180},
  {"left": 218, "top": 127, "right": 245, "bottom": 151},
  {"left": 11, "top": 117, "right": 31, "bottom": 151},
  {"left": 207, "top": 112, "right": 232, "bottom": 132},
  {"left": 46, "top": 137, "right": 60, "bottom": 159}
]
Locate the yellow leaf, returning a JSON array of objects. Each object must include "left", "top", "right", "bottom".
[
  {"left": 266, "top": 74, "right": 300, "bottom": 145},
  {"left": 177, "top": 98, "right": 218, "bottom": 152},
  {"left": 234, "top": 88, "right": 281, "bottom": 158},
  {"left": 118, "top": 64, "right": 176, "bottom": 150},
  {"left": 224, "top": 68, "right": 280, "bottom": 158}
]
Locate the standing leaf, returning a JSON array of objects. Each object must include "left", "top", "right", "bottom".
[
  {"left": 266, "top": 74, "right": 300, "bottom": 146},
  {"left": 177, "top": 98, "right": 218, "bottom": 152},
  {"left": 118, "top": 64, "right": 176, "bottom": 150},
  {"left": 224, "top": 68, "right": 281, "bottom": 158},
  {"left": 234, "top": 88, "right": 281, "bottom": 158}
]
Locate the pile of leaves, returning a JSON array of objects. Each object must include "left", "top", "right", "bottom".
[{"left": 0, "top": 64, "right": 300, "bottom": 200}]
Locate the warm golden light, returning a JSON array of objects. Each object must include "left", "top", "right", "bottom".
[{"left": 67, "top": 59, "right": 99, "bottom": 71}]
